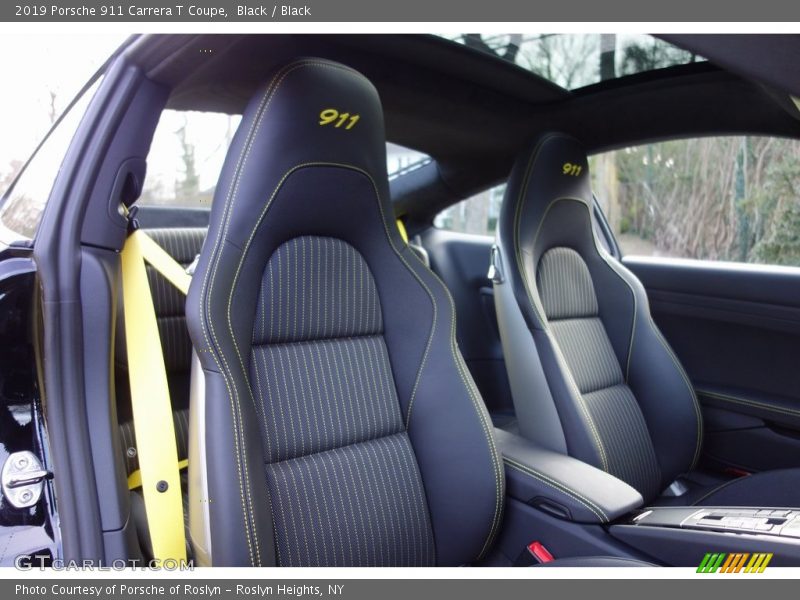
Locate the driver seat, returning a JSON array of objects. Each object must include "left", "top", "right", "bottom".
[{"left": 184, "top": 58, "right": 504, "bottom": 566}]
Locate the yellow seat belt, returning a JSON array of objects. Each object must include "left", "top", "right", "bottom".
[
  {"left": 396, "top": 218, "right": 409, "bottom": 244},
  {"left": 121, "top": 228, "right": 192, "bottom": 563},
  {"left": 128, "top": 459, "right": 189, "bottom": 491}
]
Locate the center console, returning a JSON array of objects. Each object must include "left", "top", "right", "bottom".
[
  {"left": 610, "top": 506, "right": 800, "bottom": 566},
  {"left": 630, "top": 506, "right": 800, "bottom": 538},
  {"left": 492, "top": 427, "right": 800, "bottom": 567}
]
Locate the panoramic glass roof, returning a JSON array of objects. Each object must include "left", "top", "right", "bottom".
[{"left": 438, "top": 34, "right": 705, "bottom": 90}]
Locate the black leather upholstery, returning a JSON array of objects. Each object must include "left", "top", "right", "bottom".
[
  {"left": 495, "top": 428, "right": 643, "bottom": 524},
  {"left": 494, "top": 132, "right": 800, "bottom": 508},
  {"left": 495, "top": 133, "right": 702, "bottom": 502},
  {"left": 692, "top": 469, "right": 800, "bottom": 507},
  {"left": 185, "top": 58, "right": 504, "bottom": 566}
]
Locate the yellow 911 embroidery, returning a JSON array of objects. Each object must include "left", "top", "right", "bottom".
[
  {"left": 562, "top": 162, "right": 583, "bottom": 176},
  {"left": 319, "top": 108, "right": 360, "bottom": 130}
]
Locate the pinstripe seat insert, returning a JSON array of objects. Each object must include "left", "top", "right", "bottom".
[
  {"left": 537, "top": 247, "right": 661, "bottom": 498},
  {"left": 254, "top": 236, "right": 383, "bottom": 345},
  {"left": 250, "top": 235, "right": 435, "bottom": 566}
]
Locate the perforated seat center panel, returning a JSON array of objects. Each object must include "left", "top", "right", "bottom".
[{"left": 249, "top": 235, "right": 435, "bottom": 566}]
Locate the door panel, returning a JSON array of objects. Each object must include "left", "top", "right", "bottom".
[
  {"left": 421, "top": 228, "right": 514, "bottom": 418},
  {"left": 625, "top": 256, "right": 800, "bottom": 473}
]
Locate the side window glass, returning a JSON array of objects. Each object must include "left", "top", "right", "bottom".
[
  {"left": 140, "top": 110, "right": 241, "bottom": 207},
  {"left": 141, "top": 115, "right": 430, "bottom": 208},
  {"left": 0, "top": 80, "right": 100, "bottom": 241},
  {"left": 434, "top": 184, "right": 507, "bottom": 236},
  {"left": 590, "top": 137, "right": 800, "bottom": 266}
]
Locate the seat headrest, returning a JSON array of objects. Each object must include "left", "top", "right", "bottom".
[
  {"left": 209, "top": 57, "right": 389, "bottom": 249},
  {"left": 509, "top": 133, "right": 593, "bottom": 212},
  {"left": 496, "top": 132, "right": 598, "bottom": 332},
  {"left": 256, "top": 58, "right": 385, "bottom": 175}
]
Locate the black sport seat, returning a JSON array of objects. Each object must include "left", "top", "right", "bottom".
[
  {"left": 184, "top": 58, "right": 505, "bottom": 566},
  {"left": 493, "top": 132, "right": 800, "bottom": 507}
]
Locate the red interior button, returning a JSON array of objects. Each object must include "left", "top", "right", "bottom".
[{"left": 527, "top": 541, "right": 555, "bottom": 563}]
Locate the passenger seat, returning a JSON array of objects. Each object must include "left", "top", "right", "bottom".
[{"left": 493, "top": 132, "right": 800, "bottom": 508}]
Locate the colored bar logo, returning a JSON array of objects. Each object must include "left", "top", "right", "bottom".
[{"left": 697, "top": 552, "right": 773, "bottom": 573}]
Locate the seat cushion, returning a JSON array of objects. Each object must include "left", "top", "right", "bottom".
[
  {"left": 694, "top": 469, "right": 800, "bottom": 507},
  {"left": 250, "top": 236, "right": 435, "bottom": 566},
  {"left": 534, "top": 246, "right": 662, "bottom": 500}
]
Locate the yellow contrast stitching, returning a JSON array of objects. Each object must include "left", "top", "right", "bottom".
[
  {"left": 698, "top": 390, "right": 800, "bottom": 418},
  {"left": 691, "top": 477, "right": 743, "bottom": 506},
  {"left": 367, "top": 168, "right": 503, "bottom": 563},
  {"left": 587, "top": 200, "right": 703, "bottom": 472},
  {"left": 522, "top": 195, "right": 609, "bottom": 472},
  {"left": 503, "top": 458, "right": 608, "bottom": 522},
  {"left": 512, "top": 133, "right": 561, "bottom": 328},
  {"left": 650, "top": 322, "right": 703, "bottom": 469},
  {"left": 510, "top": 139, "right": 610, "bottom": 472},
  {"left": 198, "top": 59, "right": 361, "bottom": 566}
]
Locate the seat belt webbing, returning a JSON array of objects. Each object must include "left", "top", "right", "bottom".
[
  {"left": 396, "top": 218, "right": 409, "bottom": 244},
  {"left": 120, "top": 228, "right": 190, "bottom": 563},
  {"left": 128, "top": 459, "right": 189, "bottom": 491}
]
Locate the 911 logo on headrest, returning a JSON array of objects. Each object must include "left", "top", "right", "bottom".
[
  {"left": 319, "top": 108, "right": 360, "bottom": 130},
  {"left": 562, "top": 162, "right": 583, "bottom": 177}
]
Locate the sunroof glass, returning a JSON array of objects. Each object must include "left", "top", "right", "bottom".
[{"left": 438, "top": 34, "right": 704, "bottom": 90}]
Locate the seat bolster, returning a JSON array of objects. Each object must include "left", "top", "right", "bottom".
[
  {"left": 620, "top": 265, "right": 703, "bottom": 485},
  {"left": 402, "top": 260, "right": 506, "bottom": 566},
  {"left": 495, "top": 133, "right": 595, "bottom": 334},
  {"left": 495, "top": 160, "right": 547, "bottom": 334},
  {"left": 532, "top": 328, "right": 608, "bottom": 470},
  {"left": 492, "top": 266, "right": 568, "bottom": 453},
  {"left": 202, "top": 370, "right": 276, "bottom": 567}
]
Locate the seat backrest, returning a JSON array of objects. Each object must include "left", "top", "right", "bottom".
[
  {"left": 493, "top": 133, "right": 703, "bottom": 502},
  {"left": 185, "top": 58, "right": 503, "bottom": 566}
]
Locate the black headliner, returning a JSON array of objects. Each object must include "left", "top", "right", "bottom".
[{"left": 127, "top": 34, "right": 800, "bottom": 224}]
